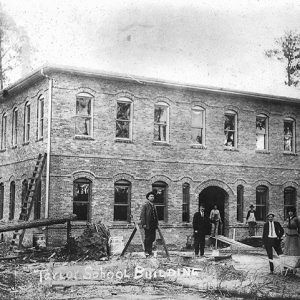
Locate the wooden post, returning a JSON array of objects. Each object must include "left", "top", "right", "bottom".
[
  {"left": 67, "top": 220, "right": 71, "bottom": 254},
  {"left": 157, "top": 226, "right": 170, "bottom": 260}
]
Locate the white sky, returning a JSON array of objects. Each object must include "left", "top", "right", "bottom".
[{"left": 1, "top": 0, "right": 300, "bottom": 97}]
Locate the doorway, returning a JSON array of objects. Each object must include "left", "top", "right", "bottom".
[{"left": 198, "top": 186, "right": 227, "bottom": 235}]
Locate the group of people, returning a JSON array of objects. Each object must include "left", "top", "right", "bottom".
[{"left": 140, "top": 192, "right": 300, "bottom": 275}]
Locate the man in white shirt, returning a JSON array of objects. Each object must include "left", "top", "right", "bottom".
[{"left": 262, "top": 212, "right": 284, "bottom": 274}]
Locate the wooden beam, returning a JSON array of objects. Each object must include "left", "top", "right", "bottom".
[{"left": 0, "top": 214, "right": 77, "bottom": 233}]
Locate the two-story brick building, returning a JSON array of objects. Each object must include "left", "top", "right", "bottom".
[{"left": 0, "top": 65, "right": 299, "bottom": 247}]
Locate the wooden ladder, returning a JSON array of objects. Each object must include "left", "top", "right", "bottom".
[{"left": 10, "top": 153, "right": 47, "bottom": 249}]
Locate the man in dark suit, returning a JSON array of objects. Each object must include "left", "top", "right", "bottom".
[
  {"left": 140, "top": 191, "right": 158, "bottom": 257},
  {"left": 193, "top": 204, "right": 210, "bottom": 257},
  {"left": 262, "top": 212, "right": 284, "bottom": 274}
]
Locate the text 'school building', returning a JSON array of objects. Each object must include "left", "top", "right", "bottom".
[{"left": 0, "top": 66, "right": 299, "bottom": 247}]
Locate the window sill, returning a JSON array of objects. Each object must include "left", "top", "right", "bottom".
[
  {"left": 152, "top": 141, "right": 170, "bottom": 146},
  {"left": 283, "top": 151, "right": 297, "bottom": 156},
  {"left": 115, "top": 139, "right": 133, "bottom": 144},
  {"left": 190, "top": 144, "right": 207, "bottom": 149},
  {"left": 255, "top": 150, "right": 270, "bottom": 154},
  {"left": 223, "top": 146, "right": 239, "bottom": 152},
  {"left": 74, "top": 135, "right": 95, "bottom": 141}
]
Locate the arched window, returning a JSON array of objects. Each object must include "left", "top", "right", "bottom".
[
  {"left": 237, "top": 185, "right": 244, "bottom": 222},
  {"left": 256, "top": 114, "right": 268, "bottom": 150},
  {"left": 152, "top": 181, "right": 168, "bottom": 221},
  {"left": 114, "top": 180, "right": 131, "bottom": 222},
  {"left": 256, "top": 185, "right": 268, "bottom": 221},
  {"left": 75, "top": 92, "right": 93, "bottom": 137},
  {"left": 283, "top": 118, "right": 296, "bottom": 153},
  {"left": 116, "top": 98, "right": 133, "bottom": 140},
  {"left": 154, "top": 102, "right": 169, "bottom": 143},
  {"left": 21, "top": 179, "right": 28, "bottom": 205},
  {"left": 284, "top": 187, "right": 296, "bottom": 219},
  {"left": 34, "top": 180, "right": 41, "bottom": 220},
  {"left": 1, "top": 113, "right": 7, "bottom": 150},
  {"left": 24, "top": 102, "right": 31, "bottom": 143},
  {"left": 191, "top": 106, "right": 205, "bottom": 145},
  {"left": 12, "top": 108, "right": 18, "bottom": 146},
  {"left": 224, "top": 110, "right": 237, "bottom": 147},
  {"left": 0, "top": 183, "right": 4, "bottom": 220},
  {"left": 37, "top": 95, "right": 44, "bottom": 140},
  {"left": 182, "top": 183, "right": 190, "bottom": 222},
  {"left": 9, "top": 181, "right": 15, "bottom": 220},
  {"left": 73, "top": 178, "right": 91, "bottom": 221}
]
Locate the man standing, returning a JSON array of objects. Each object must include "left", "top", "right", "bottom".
[
  {"left": 140, "top": 191, "right": 158, "bottom": 257},
  {"left": 209, "top": 204, "right": 222, "bottom": 237},
  {"left": 246, "top": 204, "right": 257, "bottom": 237},
  {"left": 262, "top": 212, "right": 284, "bottom": 274},
  {"left": 193, "top": 205, "right": 210, "bottom": 257}
]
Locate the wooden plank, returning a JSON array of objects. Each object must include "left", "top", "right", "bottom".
[
  {"left": 135, "top": 223, "right": 145, "bottom": 252},
  {"left": 119, "top": 227, "right": 137, "bottom": 257},
  {"left": 157, "top": 226, "right": 170, "bottom": 259}
]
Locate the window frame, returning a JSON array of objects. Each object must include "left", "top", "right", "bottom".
[
  {"left": 12, "top": 108, "right": 18, "bottom": 147},
  {"left": 113, "top": 180, "right": 131, "bottom": 222},
  {"left": 0, "top": 183, "right": 4, "bottom": 220},
  {"left": 75, "top": 93, "right": 93, "bottom": 138},
  {"left": 191, "top": 106, "right": 205, "bottom": 146},
  {"left": 152, "top": 181, "right": 168, "bottom": 222},
  {"left": 37, "top": 96, "right": 44, "bottom": 140},
  {"left": 73, "top": 178, "right": 91, "bottom": 222},
  {"left": 224, "top": 110, "right": 237, "bottom": 148},
  {"left": 115, "top": 98, "right": 133, "bottom": 141},
  {"left": 237, "top": 185, "right": 244, "bottom": 222},
  {"left": 256, "top": 185, "right": 268, "bottom": 221},
  {"left": 9, "top": 181, "right": 15, "bottom": 221},
  {"left": 283, "top": 118, "right": 296, "bottom": 153},
  {"left": 1, "top": 113, "right": 7, "bottom": 150},
  {"left": 24, "top": 102, "right": 31, "bottom": 143},
  {"left": 256, "top": 114, "right": 269, "bottom": 151},
  {"left": 182, "top": 183, "right": 190, "bottom": 223},
  {"left": 284, "top": 187, "right": 296, "bottom": 219},
  {"left": 154, "top": 102, "right": 169, "bottom": 143}
]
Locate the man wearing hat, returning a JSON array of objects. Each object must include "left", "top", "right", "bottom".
[
  {"left": 262, "top": 212, "right": 284, "bottom": 274},
  {"left": 246, "top": 205, "right": 257, "bottom": 236},
  {"left": 140, "top": 191, "right": 159, "bottom": 257}
]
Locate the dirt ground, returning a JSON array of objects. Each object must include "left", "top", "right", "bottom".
[{"left": 1, "top": 248, "right": 300, "bottom": 300}]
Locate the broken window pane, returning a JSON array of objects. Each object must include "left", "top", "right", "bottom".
[
  {"left": 76, "top": 97, "right": 91, "bottom": 115},
  {"left": 191, "top": 128, "right": 202, "bottom": 144},
  {"left": 75, "top": 117, "right": 91, "bottom": 136},
  {"left": 116, "top": 102, "right": 131, "bottom": 139},
  {"left": 117, "top": 103, "right": 130, "bottom": 120},
  {"left": 256, "top": 116, "right": 267, "bottom": 150},
  {"left": 284, "top": 120, "right": 293, "bottom": 152},
  {"left": 154, "top": 124, "right": 167, "bottom": 141},
  {"left": 116, "top": 121, "right": 130, "bottom": 138},
  {"left": 154, "top": 105, "right": 168, "bottom": 142}
]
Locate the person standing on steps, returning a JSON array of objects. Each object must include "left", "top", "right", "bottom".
[
  {"left": 193, "top": 204, "right": 210, "bottom": 257},
  {"left": 209, "top": 204, "right": 222, "bottom": 237},
  {"left": 246, "top": 204, "right": 257, "bottom": 237},
  {"left": 140, "top": 191, "right": 159, "bottom": 257},
  {"left": 262, "top": 212, "right": 284, "bottom": 274}
]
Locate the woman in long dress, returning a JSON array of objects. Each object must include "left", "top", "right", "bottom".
[{"left": 283, "top": 207, "right": 300, "bottom": 256}]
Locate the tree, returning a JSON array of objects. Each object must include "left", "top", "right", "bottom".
[
  {"left": 265, "top": 31, "right": 300, "bottom": 87},
  {"left": 0, "top": 4, "right": 31, "bottom": 89}
]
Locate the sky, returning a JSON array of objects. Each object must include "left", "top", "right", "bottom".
[{"left": 1, "top": 0, "right": 300, "bottom": 97}]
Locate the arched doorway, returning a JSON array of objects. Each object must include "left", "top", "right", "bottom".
[{"left": 199, "top": 186, "right": 227, "bottom": 235}]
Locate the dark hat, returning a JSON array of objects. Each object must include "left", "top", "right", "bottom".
[
  {"left": 146, "top": 191, "right": 155, "bottom": 199},
  {"left": 266, "top": 212, "right": 275, "bottom": 217},
  {"left": 249, "top": 204, "right": 254, "bottom": 208},
  {"left": 288, "top": 207, "right": 296, "bottom": 213}
]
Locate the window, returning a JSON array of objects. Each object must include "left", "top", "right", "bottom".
[
  {"left": 152, "top": 181, "right": 168, "bottom": 221},
  {"left": 0, "top": 183, "right": 4, "bottom": 220},
  {"left": 224, "top": 111, "right": 237, "bottom": 147},
  {"left": 237, "top": 185, "right": 244, "bottom": 222},
  {"left": 114, "top": 180, "right": 131, "bottom": 221},
  {"left": 154, "top": 103, "right": 169, "bottom": 142},
  {"left": 116, "top": 99, "right": 132, "bottom": 140},
  {"left": 24, "top": 102, "right": 30, "bottom": 143},
  {"left": 1, "top": 114, "right": 7, "bottom": 150},
  {"left": 256, "top": 114, "right": 268, "bottom": 150},
  {"left": 256, "top": 185, "right": 268, "bottom": 221},
  {"left": 284, "top": 118, "right": 295, "bottom": 152},
  {"left": 37, "top": 96, "right": 44, "bottom": 140},
  {"left": 191, "top": 106, "right": 205, "bottom": 145},
  {"left": 73, "top": 178, "right": 91, "bottom": 221},
  {"left": 34, "top": 180, "right": 41, "bottom": 220},
  {"left": 21, "top": 179, "right": 28, "bottom": 206},
  {"left": 9, "top": 181, "right": 15, "bottom": 220},
  {"left": 284, "top": 187, "right": 296, "bottom": 219},
  {"left": 75, "top": 93, "right": 92, "bottom": 136},
  {"left": 182, "top": 183, "right": 190, "bottom": 222},
  {"left": 12, "top": 108, "right": 18, "bottom": 146}
]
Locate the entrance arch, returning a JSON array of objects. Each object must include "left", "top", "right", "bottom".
[{"left": 199, "top": 186, "right": 228, "bottom": 235}]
